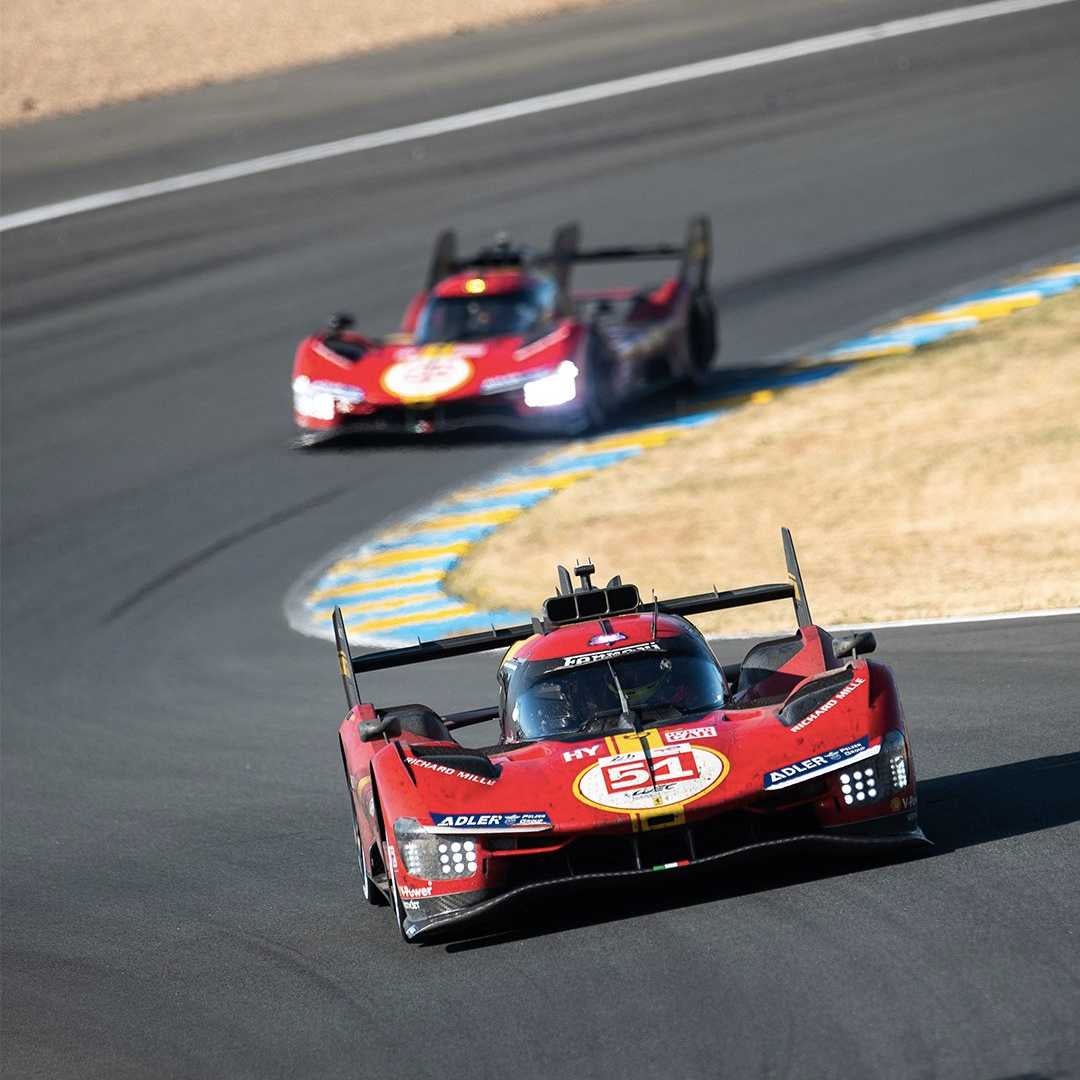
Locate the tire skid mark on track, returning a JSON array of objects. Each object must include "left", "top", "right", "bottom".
[
  {"left": 286, "top": 256, "right": 1079, "bottom": 647},
  {"left": 107, "top": 485, "right": 348, "bottom": 622}
]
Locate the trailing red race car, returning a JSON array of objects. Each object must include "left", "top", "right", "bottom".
[
  {"left": 333, "top": 529, "right": 928, "bottom": 941},
  {"left": 292, "top": 215, "right": 718, "bottom": 443}
]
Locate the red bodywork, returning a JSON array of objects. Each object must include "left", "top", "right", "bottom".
[
  {"left": 334, "top": 551, "right": 925, "bottom": 941},
  {"left": 291, "top": 218, "right": 717, "bottom": 442}
]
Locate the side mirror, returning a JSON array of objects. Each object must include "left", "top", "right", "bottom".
[
  {"left": 833, "top": 631, "right": 877, "bottom": 660},
  {"left": 327, "top": 311, "right": 355, "bottom": 333}
]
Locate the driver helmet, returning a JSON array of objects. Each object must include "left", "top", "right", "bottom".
[{"left": 608, "top": 656, "right": 674, "bottom": 708}]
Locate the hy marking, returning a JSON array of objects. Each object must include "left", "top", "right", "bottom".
[{"left": 2, "top": 0, "right": 1073, "bottom": 232}]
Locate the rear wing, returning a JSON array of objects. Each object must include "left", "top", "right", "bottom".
[
  {"left": 544, "top": 213, "right": 711, "bottom": 310},
  {"left": 331, "top": 527, "right": 810, "bottom": 705},
  {"left": 562, "top": 214, "right": 711, "bottom": 289},
  {"left": 423, "top": 215, "right": 711, "bottom": 311}
]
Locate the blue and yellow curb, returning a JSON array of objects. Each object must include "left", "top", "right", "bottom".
[{"left": 286, "top": 255, "right": 1079, "bottom": 647}]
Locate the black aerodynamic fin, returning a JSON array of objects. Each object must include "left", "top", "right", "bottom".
[
  {"left": 332, "top": 607, "right": 362, "bottom": 709},
  {"left": 556, "top": 565, "right": 574, "bottom": 597},
  {"left": 679, "top": 214, "right": 712, "bottom": 291},
  {"left": 550, "top": 221, "right": 581, "bottom": 316},
  {"left": 781, "top": 527, "right": 813, "bottom": 628},
  {"left": 426, "top": 228, "right": 458, "bottom": 290}
]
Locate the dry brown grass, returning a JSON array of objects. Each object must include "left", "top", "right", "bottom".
[
  {"left": 448, "top": 289, "right": 1080, "bottom": 635},
  {"left": 1, "top": 0, "right": 609, "bottom": 125}
]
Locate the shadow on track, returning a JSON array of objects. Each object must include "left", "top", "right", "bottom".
[
  {"left": 296, "top": 362, "right": 808, "bottom": 453},
  {"left": 435, "top": 752, "right": 1080, "bottom": 952}
]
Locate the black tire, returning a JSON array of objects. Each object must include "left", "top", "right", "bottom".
[
  {"left": 686, "top": 290, "right": 720, "bottom": 388},
  {"left": 385, "top": 845, "right": 412, "bottom": 942},
  {"left": 340, "top": 744, "right": 383, "bottom": 906},
  {"left": 580, "top": 329, "right": 617, "bottom": 432}
]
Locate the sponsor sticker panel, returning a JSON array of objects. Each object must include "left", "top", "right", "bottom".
[
  {"left": 428, "top": 811, "right": 553, "bottom": 833},
  {"left": 788, "top": 676, "right": 865, "bottom": 733},
  {"left": 764, "top": 736, "right": 878, "bottom": 790}
]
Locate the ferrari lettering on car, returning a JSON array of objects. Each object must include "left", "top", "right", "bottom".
[
  {"left": 556, "top": 641, "right": 661, "bottom": 669},
  {"left": 331, "top": 530, "right": 926, "bottom": 942}
]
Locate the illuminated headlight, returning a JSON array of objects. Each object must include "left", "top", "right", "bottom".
[
  {"left": 293, "top": 375, "right": 365, "bottom": 419},
  {"left": 523, "top": 361, "right": 578, "bottom": 408},
  {"left": 393, "top": 818, "right": 479, "bottom": 879},
  {"left": 292, "top": 375, "right": 336, "bottom": 420}
]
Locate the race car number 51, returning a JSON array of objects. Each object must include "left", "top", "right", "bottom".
[
  {"left": 573, "top": 743, "right": 729, "bottom": 814},
  {"left": 602, "top": 749, "right": 699, "bottom": 793}
]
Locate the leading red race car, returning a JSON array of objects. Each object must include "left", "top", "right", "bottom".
[
  {"left": 333, "top": 529, "right": 927, "bottom": 941},
  {"left": 292, "top": 215, "right": 718, "bottom": 443}
]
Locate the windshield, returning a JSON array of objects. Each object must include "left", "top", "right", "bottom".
[
  {"left": 505, "top": 636, "right": 727, "bottom": 741},
  {"left": 415, "top": 286, "right": 552, "bottom": 344}
]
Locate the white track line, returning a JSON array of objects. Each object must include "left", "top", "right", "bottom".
[{"left": 2, "top": 0, "right": 1073, "bottom": 234}]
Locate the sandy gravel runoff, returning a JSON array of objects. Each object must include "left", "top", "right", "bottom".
[
  {"left": 1, "top": 0, "right": 609, "bottom": 125},
  {"left": 449, "top": 288, "right": 1080, "bottom": 636}
]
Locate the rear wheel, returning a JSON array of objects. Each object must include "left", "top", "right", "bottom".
[
  {"left": 580, "top": 329, "right": 617, "bottom": 432},
  {"left": 686, "top": 290, "right": 720, "bottom": 388}
]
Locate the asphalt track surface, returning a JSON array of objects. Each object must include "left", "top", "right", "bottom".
[{"left": 3, "top": 1, "right": 1079, "bottom": 1076}]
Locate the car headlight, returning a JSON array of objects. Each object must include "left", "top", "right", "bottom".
[
  {"left": 837, "top": 761, "right": 882, "bottom": 805},
  {"left": 523, "top": 361, "right": 578, "bottom": 408},
  {"left": 836, "top": 730, "right": 910, "bottom": 807},
  {"left": 879, "top": 729, "right": 911, "bottom": 792},
  {"left": 293, "top": 376, "right": 364, "bottom": 419},
  {"left": 393, "top": 818, "right": 480, "bottom": 879},
  {"left": 292, "top": 375, "right": 336, "bottom": 420}
]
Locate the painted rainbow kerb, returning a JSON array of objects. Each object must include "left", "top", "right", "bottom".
[{"left": 287, "top": 256, "right": 1079, "bottom": 647}]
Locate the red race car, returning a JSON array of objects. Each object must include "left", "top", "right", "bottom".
[
  {"left": 292, "top": 215, "right": 718, "bottom": 443},
  {"left": 333, "top": 529, "right": 927, "bottom": 941}
]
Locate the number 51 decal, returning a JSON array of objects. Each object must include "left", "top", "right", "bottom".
[{"left": 601, "top": 748, "right": 700, "bottom": 794}]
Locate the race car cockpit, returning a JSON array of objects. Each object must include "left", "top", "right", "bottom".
[
  {"left": 504, "top": 634, "right": 728, "bottom": 742},
  {"left": 414, "top": 279, "right": 557, "bottom": 344}
]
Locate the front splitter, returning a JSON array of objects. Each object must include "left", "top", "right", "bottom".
[{"left": 402, "top": 825, "right": 930, "bottom": 941}]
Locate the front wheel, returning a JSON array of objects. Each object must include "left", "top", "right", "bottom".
[
  {"left": 385, "top": 846, "right": 412, "bottom": 942},
  {"left": 341, "top": 748, "right": 383, "bottom": 907}
]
